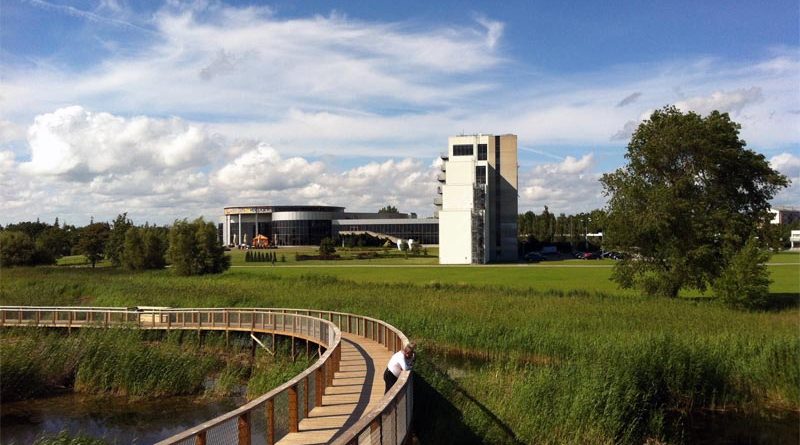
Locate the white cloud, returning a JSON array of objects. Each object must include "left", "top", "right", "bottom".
[
  {"left": 770, "top": 152, "right": 800, "bottom": 179},
  {"left": 0, "top": 120, "right": 25, "bottom": 143},
  {"left": 769, "top": 152, "right": 800, "bottom": 208},
  {"left": 675, "top": 87, "right": 763, "bottom": 115},
  {"left": 519, "top": 154, "right": 604, "bottom": 213},
  {"left": 0, "top": 3, "right": 797, "bottom": 222},
  {"left": 22, "top": 106, "right": 215, "bottom": 179},
  {"left": 213, "top": 143, "right": 324, "bottom": 190},
  {"left": 475, "top": 15, "right": 504, "bottom": 49}
]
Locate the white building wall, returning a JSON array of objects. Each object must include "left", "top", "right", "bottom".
[{"left": 438, "top": 211, "right": 473, "bottom": 264}]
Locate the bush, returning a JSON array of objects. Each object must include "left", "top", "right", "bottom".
[
  {"left": 319, "top": 237, "right": 336, "bottom": 255},
  {"left": 714, "top": 238, "right": 772, "bottom": 310}
]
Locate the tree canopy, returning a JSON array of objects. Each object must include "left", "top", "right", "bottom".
[
  {"left": 601, "top": 106, "right": 788, "bottom": 298},
  {"left": 77, "top": 223, "right": 111, "bottom": 268},
  {"left": 378, "top": 205, "right": 399, "bottom": 214},
  {"left": 167, "top": 218, "right": 230, "bottom": 276}
]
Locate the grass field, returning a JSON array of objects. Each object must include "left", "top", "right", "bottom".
[{"left": 9, "top": 251, "right": 800, "bottom": 444}]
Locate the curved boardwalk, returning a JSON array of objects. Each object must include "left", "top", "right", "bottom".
[
  {"left": 0, "top": 307, "right": 412, "bottom": 445},
  {"left": 278, "top": 334, "right": 392, "bottom": 445}
]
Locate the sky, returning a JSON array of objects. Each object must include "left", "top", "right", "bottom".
[{"left": 1, "top": 0, "right": 798, "bottom": 226}]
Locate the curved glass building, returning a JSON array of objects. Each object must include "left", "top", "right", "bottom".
[{"left": 221, "top": 205, "right": 439, "bottom": 246}]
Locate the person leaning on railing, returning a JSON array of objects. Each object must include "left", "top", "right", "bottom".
[{"left": 384, "top": 341, "right": 416, "bottom": 393}]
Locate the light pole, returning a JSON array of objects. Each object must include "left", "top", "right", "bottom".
[{"left": 584, "top": 217, "right": 590, "bottom": 251}]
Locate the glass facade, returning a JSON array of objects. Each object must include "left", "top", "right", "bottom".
[
  {"left": 224, "top": 205, "right": 440, "bottom": 246},
  {"left": 335, "top": 222, "right": 439, "bottom": 244},
  {"left": 271, "top": 220, "right": 332, "bottom": 246}
]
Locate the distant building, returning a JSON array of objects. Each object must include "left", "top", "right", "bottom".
[
  {"left": 220, "top": 206, "right": 438, "bottom": 246},
  {"left": 436, "top": 134, "right": 518, "bottom": 264},
  {"left": 770, "top": 207, "right": 800, "bottom": 225}
]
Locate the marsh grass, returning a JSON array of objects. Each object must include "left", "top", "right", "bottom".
[{"left": 1, "top": 265, "right": 798, "bottom": 444}]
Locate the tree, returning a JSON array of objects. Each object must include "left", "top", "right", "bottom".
[
  {"left": 107, "top": 213, "right": 134, "bottom": 267},
  {"left": 77, "top": 223, "right": 110, "bottom": 268},
  {"left": 378, "top": 205, "right": 399, "bottom": 214},
  {"left": 319, "top": 237, "right": 336, "bottom": 256},
  {"left": 37, "top": 226, "right": 71, "bottom": 258},
  {"left": 167, "top": 218, "right": 230, "bottom": 276},
  {"left": 601, "top": 106, "right": 788, "bottom": 297},
  {"left": 0, "top": 231, "right": 36, "bottom": 267},
  {"left": 142, "top": 227, "right": 167, "bottom": 269},
  {"left": 122, "top": 227, "right": 146, "bottom": 270}
]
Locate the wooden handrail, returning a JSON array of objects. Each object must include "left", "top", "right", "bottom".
[{"left": 0, "top": 306, "right": 413, "bottom": 445}]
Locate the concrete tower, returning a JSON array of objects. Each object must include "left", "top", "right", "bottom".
[{"left": 436, "top": 134, "right": 518, "bottom": 264}]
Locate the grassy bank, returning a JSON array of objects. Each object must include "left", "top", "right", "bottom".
[{"left": 1, "top": 265, "right": 798, "bottom": 444}]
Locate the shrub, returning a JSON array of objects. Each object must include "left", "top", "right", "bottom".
[
  {"left": 714, "top": 238, "right": 772, "bottom": 310},
  {"left": 319, "top": 237, "right": 336, "bottom": 255}
]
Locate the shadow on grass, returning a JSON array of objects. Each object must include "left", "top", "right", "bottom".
[
  {"left": 764, "top": 292, "right": 800, "bottom": 311},
  {"left": 412, "top": 359, "right": 523, "bottom": 445}
]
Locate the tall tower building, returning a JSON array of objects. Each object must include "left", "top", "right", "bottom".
[{"left": 436, "top": 134, "right": 518, "bottom": 264}]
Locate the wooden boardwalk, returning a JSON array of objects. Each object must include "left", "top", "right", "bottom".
[
  {"left": 277, "top": 333, "right": 393, "bottom": 445},
  {"left": 0, "top": 307, "right": 413, "bottom": 445}
]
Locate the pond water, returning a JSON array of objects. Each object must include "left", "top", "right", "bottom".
[{"left": 0, "top": 392, "right": 243, "bottom": 444}]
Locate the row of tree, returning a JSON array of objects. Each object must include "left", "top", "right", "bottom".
[
  {"left": 1, "top": 214, "right": 229, "bottom": 276},
  {"left": 517, "top": 207, "right": 608, "bottom": 251}
]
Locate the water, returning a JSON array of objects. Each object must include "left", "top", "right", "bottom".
[{"left": 1, "top": 392, "right": 244, "bottom": 445}]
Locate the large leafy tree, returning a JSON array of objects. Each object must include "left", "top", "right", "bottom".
[
  {"left": 77, "top": 223, "right": 111, "bottom": 268},
  {"left": 167, "top": 218, "right": 230, "bottom": 276},
  {"left": 601, "top": 106, "right": 788, "bottom": 298}
]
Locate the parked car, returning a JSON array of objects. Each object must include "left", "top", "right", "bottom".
[
  {"left": 580, "top": 251, "right": 600, "bottom": 260},
  {"left": 602, "top": 251, "right": 623, "bottom": 260},
  {"left": 524, "top": 252, "right": 546, "bottom": 263}
]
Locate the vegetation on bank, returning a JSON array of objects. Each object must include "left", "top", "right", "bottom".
[
  {"left": 1, "top": 266, "right": 797, "bottom": 444},
  {"left": 0, "top": 326, "right": 311, "bottom": 405}
]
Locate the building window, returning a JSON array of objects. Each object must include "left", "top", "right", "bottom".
[
  {"left": 453, "top": 144, "right": 473, "bottom": 156},
  {"left": 476, "top": 166, "right": 486, "bottom": 185},
  {"left": 477, "top": 144, "right": 487, "bottom": 160}
]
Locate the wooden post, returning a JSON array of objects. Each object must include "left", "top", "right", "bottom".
[
  {"left": 238, "top": 412, "right": 251, "bottom": 445},
  {"left": 316, "top": 367, "right": 323, "bottom": 406},
  {"left": 303, "top": 376, "right": 310, "bottom": 417},
  {"left": 288, "top": 384, "right": 299, "bottom": 433},
  {"left": 370, "top": 418, "right": 381, "bottom": 443},
  {"left": 194, "top": 431, "right": 207, "bottom": 445},
  {"left": 267, "top": 398, "right": 275, "bottom": 445}
]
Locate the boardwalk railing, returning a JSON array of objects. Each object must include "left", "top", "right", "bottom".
[{"left": 0, "top": 306, "right": 413, "bottom": 445}]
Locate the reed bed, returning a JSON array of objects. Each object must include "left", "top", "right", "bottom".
[{"left": 1, "top": 266, "right": 798, "bottom": 444}]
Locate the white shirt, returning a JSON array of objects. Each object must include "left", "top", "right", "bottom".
[{"left": 386, "top": 351, "right": 412, "bottom": 377}]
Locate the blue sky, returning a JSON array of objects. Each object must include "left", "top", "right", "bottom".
[{"left": 1, "top": 0, "right": 798, "bottom": 225}]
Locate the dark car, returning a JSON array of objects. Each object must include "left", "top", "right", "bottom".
[{"left": 524, "top": 252, "right": 546, "bottom": 263}]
